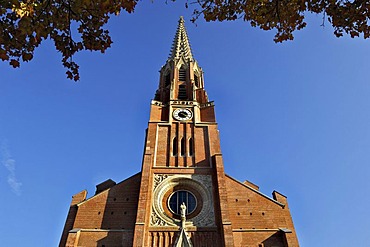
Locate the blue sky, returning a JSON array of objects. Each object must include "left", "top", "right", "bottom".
[{"left": 1, "top": 2, "right": 370, "bottom": 246}]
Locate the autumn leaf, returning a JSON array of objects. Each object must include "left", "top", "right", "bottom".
[
  {"left": 66, "top": 71, "right": 73, "bottom": 80},
  {"left": 10, "top": 59, "right": 20, "bottom": 68},
  {"left": 0, "top": 52, "right": 9, "bottom": 61},
  {"left": 22, "top": 53, "right": 33, "bottom": 62}
]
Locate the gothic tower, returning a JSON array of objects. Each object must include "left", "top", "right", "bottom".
[{"left": 59, "top": 17, "right": 299, "bottom": 247}]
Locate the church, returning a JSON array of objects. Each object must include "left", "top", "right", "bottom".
[{"left": 59, "top": 17, "right": 299, "bottom": 247}]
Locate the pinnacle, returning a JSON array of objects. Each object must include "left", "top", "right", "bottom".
[{"left": 169, "top": 16, "right": 194, "bottom": 61}]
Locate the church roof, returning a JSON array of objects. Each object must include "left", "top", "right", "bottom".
[{"left": 169, "top": 16, "right": 194, "bottom": 61}]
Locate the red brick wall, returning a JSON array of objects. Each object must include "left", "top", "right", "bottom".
[
  {"left": 200, "top": 106, "right": 216, "bottom": 122},
  {"left": 61, "top": 173, "right": 141, "bottom": 246},
  {"left": 225, "top": 176, "right": 299, "bottom": 246}
]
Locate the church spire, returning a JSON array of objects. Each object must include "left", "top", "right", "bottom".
[
  {"left": 169, "top": 16, "right": 194, "bottom": 61},
  {"left": 154, "top": 17, "right": 208, "bottom": 104}
]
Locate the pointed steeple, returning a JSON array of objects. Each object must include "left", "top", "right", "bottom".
[
  {"left": 154, "top": 17, "right": 209, "bottom": 104},
  {"left": 169, "top": 16, "right": 194, "bottom": 61}
]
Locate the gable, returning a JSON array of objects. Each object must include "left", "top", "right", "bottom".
[
  {"left": 73, "top": 173, "right": 141, "bottom": 230},
  {"left": 225, "top": 175, "right": 291, "bottom": 230}
]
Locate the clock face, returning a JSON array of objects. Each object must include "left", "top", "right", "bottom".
[{"left": 173, "top": 108, "right": 193, "bottom": 121}]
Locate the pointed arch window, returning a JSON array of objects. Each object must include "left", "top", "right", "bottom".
[
  {"left": 173, "top": 137, "right": 178, "bottom": 156},
  {"left": 194, "top": 75, "right": 199, "bottom": 88},
  {"left": 179, "top": 67, "right": 186, "bottom": 82},
  {"left": 178, "top": 85, "right": 187, "bottom": 100},
  {"left": 180, "top": 137, "right": 186, "bottom": 156},
  {"left": 188, "top": 138, "right": 194, "bottom": 156},
  {"left": 165, "top": 72, "right": 171, "bottom": 87}
]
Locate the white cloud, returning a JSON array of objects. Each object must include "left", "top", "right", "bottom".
[
  {"left": 1, "top": 140, "right": 22, "bottom": 196},
  {"left": 7, "top": 175, "right": 22, "bottom": 195},
  {"left": 4, "top": 158, "right": 16, "bottom": 172}
]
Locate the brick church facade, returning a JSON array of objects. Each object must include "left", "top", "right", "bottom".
[{"left": 59, "top": 17, "right": 299, "bottom": 247}]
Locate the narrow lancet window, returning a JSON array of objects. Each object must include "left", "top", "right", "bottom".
[
  {"left": 173, "top": 137, "right": 178, "bottom": 156},
  {"left": 189, "top": 138, "right": 194, "bottom": 156},
  {"left": 178, "top": 85, "right": 187, "bottom": 100},
  {"left": 179, "top": 67, "right": 186, "bottom": 81},
  {"left": 180, "top": 137, "right": 186, "bottom": 156},
  {"left": 165, "top": 73, "right": 171, "bottom": 87},
  {"left": 194, "top": 75, "right": 199, "bottom": 87}
]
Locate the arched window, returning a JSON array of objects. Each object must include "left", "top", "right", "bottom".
[
  {"left": 188, "top": 138, "right": 194, "bottom": 156},
  {"left": 179, "top": 67, "right": 186, "bottom": 81},
  {"left": 168, "top": 190, "right": 197, "bottom": 215},
  {"left": 180, "top": 137, "right": 186, "bottom": 156},
  {"left": 194, "top": 74, "right": 199, "bottom": 87},
  {"left": 165, "top": 72, "right": 171, "bottom": 87},
  {"left": 178, "top": 85, "right": 187, "bottom": 100},
  {"left": 172, "top": 137, "right": 178, "bottom": 156}
]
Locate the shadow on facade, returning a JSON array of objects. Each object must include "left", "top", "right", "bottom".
[
  {"left": 262, "top": 231, "right": 288, "bottom": 247},
  {"left": 96, "top": 173, "right": 141, "bottom": 247}
]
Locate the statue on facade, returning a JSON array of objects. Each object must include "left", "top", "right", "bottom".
[
  {"left": 180, "top": 202, "right": 186, "bottom": 218},
  {"left": 180, "top": 202, "right": 186, "bottom": 229},
  {"left": 174, "top": 202, "right": 193, "bottom": 247}
]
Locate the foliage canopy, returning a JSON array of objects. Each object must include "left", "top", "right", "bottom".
[{"left": 1, "top": 0, "right": 369, "bottom": 80}]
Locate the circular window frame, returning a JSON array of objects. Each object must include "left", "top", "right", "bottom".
[
  {"left": 167, "top": 190, "right": 198, "bottom": 216},
  {"left": 161, "top": 183, "right": 203, "bottom": 220},
  {"left": 152, "top": 175, "right": 215, "bottom": 226}
]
